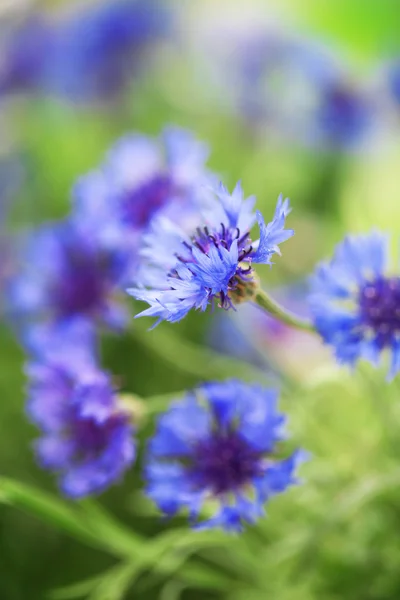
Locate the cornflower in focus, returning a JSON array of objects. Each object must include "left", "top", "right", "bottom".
[
  {"left": 310, "top": 232, "right": 400, "bottom": 378},
  {"left": 73, "top": 127, "right": 212, "bottom": 276},
  {"left": 8, "top": 220, "right": 130, "bottom": 334},
  {"left": 130, "top": 183, "right": 293, "bottom": 326},
  {"left": 145, "top": 380, "right": 303, "bottom": 531},
  {"left": 26, "top": 328, "right": 135, "bottom": 498}
]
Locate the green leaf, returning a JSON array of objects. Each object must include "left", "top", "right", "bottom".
[
  {"left": 48, "top": 575, "right": 103, "bottom": 600},
  {"left": 79, "top": 500, "right": 143, "bottom": 558},
  {"left": 0, "top": 477, "right": 106, "bottom": 552}
]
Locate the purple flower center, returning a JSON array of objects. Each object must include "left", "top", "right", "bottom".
[
  {"left": 52, "top": 250, "right": 111, "bottom": 318},
  {"left": 176, "top": 223, "right": 254, "bottom": 308},
  {"left": 191, "top": 223, "right": 250, "bottom": 256},
  {"left": 359, "top": 277, "right": 400, "bottom": 344},
  {"left": 188, "top": 431, "right": 264, "bottom": 495},
  {"left": 72, "top": 414, "right": 125, "bottom": 459},
  {"left": 121, "top": 174, "right": 178, "bottom": 228},
  {"left": 320, "top": 86, "right": 368, "bottom": 144}
]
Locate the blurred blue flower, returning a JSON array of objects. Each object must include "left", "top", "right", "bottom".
[
  {"left": 48, "top": 0, "right": 172, "bottom": 102},
  {"left": 315, "top": 81, "right": 374, "bottom": 149},
  {"left": 23, "top": 318, "right": 97, "bottom": 363},
  {"left": 129, "top": 184, "right": 293, "bottom": 326},
  {"left": 26, "top": 347, "right": 135, "bottom": 498},
  {"left": 202, "top": 18, "right": 376, "bottom": 151},
  {"left": 73, "top": 127, "right": 211, "bottom": 270},
  {"left": 0, "top": 16, "right": 54, "bottom": 94},
  {"left": 145, "top": 380, "right": 303, "bottom": 531},
  {"left": 0, "top": 0, "right": 172, "bottom": 102},
  {"left": 8, "top": 220, "right": 129, "bottom": 335},
  {"left": 388, "top": 60, "right": 400, "bottom": 107},
  {"left": 310, "top": 232, "right": 400, "bottom": 378}
]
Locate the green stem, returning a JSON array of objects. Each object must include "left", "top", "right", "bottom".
[
  {"left": 132, "top": 322, "right": 271, "bottom": 384},
  {"left": 253, "top": 289, "right": 316, "bottom": 334}
]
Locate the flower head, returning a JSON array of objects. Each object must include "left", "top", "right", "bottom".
[
  {"left": 73, "top": 127, "right": 212, "bottom": 277},
  {"left": 145, "top": 380, "right": 303, "bottom": 531},
  {"left": 47, "top": 0, "right": 172, "bottom": 102},
  {"left": 388, "top": 60, "right": 400, "bottom": 108},
  {"left": 316, "top": 82, "right": 373, "bottom": 149},
  {"left": 26, "top": 348, "right": 135, "bottom": 498},
  {"left": 310, "top": 232, "right": 400, "bottom": 378},
  {"left": 195, "top": 14, "right": 375, "bottom": 151},
  {"left": 8, "top": 220, "right": 129, "bottom": 334},
  {"left": 0, "top": 0, "right": 171, "bottom": 102},
  {"left": 129, "top": 184, "right": 293, "bottom": 327},
  {"left": 0, "top": 17, "right": 54, "bottom": 95}
]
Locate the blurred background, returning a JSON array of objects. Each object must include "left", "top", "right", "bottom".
[{"left": 1, "top": 0, "right": 400, "bottom": 598}]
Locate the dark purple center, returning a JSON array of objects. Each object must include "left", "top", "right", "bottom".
[
  {"left": 121, "top": 174, "right": 177, "bottom": 229},
  {"left": 320, "top": 86, "right": 368, "bottom": 144},
  {"left": 53, "top": 251, "right": 110, "bottom": 318},
  {"left": 188, "top": 431, "right": 263, "bottom": 495},
  {"left": 175, "top": 223, "right": 254, "bottom": 309},
  {"left": 359, "top": 277, "right": 400, "bottom": 345},
  {"left": 191, "top": 223, "right": 250, "bottom": 256},
  {"left": 72, "top": 414, "right": 124, "bottom": 459}
]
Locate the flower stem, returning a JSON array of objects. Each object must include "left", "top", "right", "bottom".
[{"left": 253, "top": 289, "right": 316, "bottom": 334}]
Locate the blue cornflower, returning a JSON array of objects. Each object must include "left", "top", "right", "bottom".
[
  {"left": 26, "top": 348, "right": 135, "bottom": 498},
  {"left": 388, "top": 60, "right": 400, "bottom": 107},
  {"left": 310, "top": 232, "right": 400, "bottom": 378},
  {"left": 145, "top": 380, "right": 303, "bottom": 531},
  {"left": 47, "top": 0, "right": 172, "bottom": 102},
  {"left": 73, "top": 127, "right": 212, "bottom": 275},
  {"left": 0, "top": 17, "right": 54, "bottom": 95},
  {"left": 315, "top": 81, "right": 373, "bottom": 149},
  {"left": 200, "top": 17, "right": 374, "bottom": 151},
  {"left": 0, "top": 0, "right": 171, "bottom": 102},
  {"left": 129, "top": 183, "right": 293, "bottom": 326},
  {"left": 8, "top": 219, "right": 129, "bottom": 334}
]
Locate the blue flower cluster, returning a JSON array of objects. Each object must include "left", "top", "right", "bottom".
[
  {"left": 0, "top": 0, "right": 171, "bottom": 103},
  {"left": 6, "top": 123, "right": 308, "bottom": 527},
  {"left": 130, "top": 184, "right": 293, "bottom": 326},
  {"left": 8, "top": 126, "right": 218, "bottom": 502},
  {"left": 73, "top": 126, "right": 211, "bottom": 271},
  {"left": 191, "top": 13, "right": 396, "bottom": 152},
  {"left": 146, "top": 381, "right": 303, "bottom": 531},
  {"left": 9, "top": 127, "right": 210, "bottom": 337},
  {"left": 11, "top": 119, "right": 400, "bottom": 533}
]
